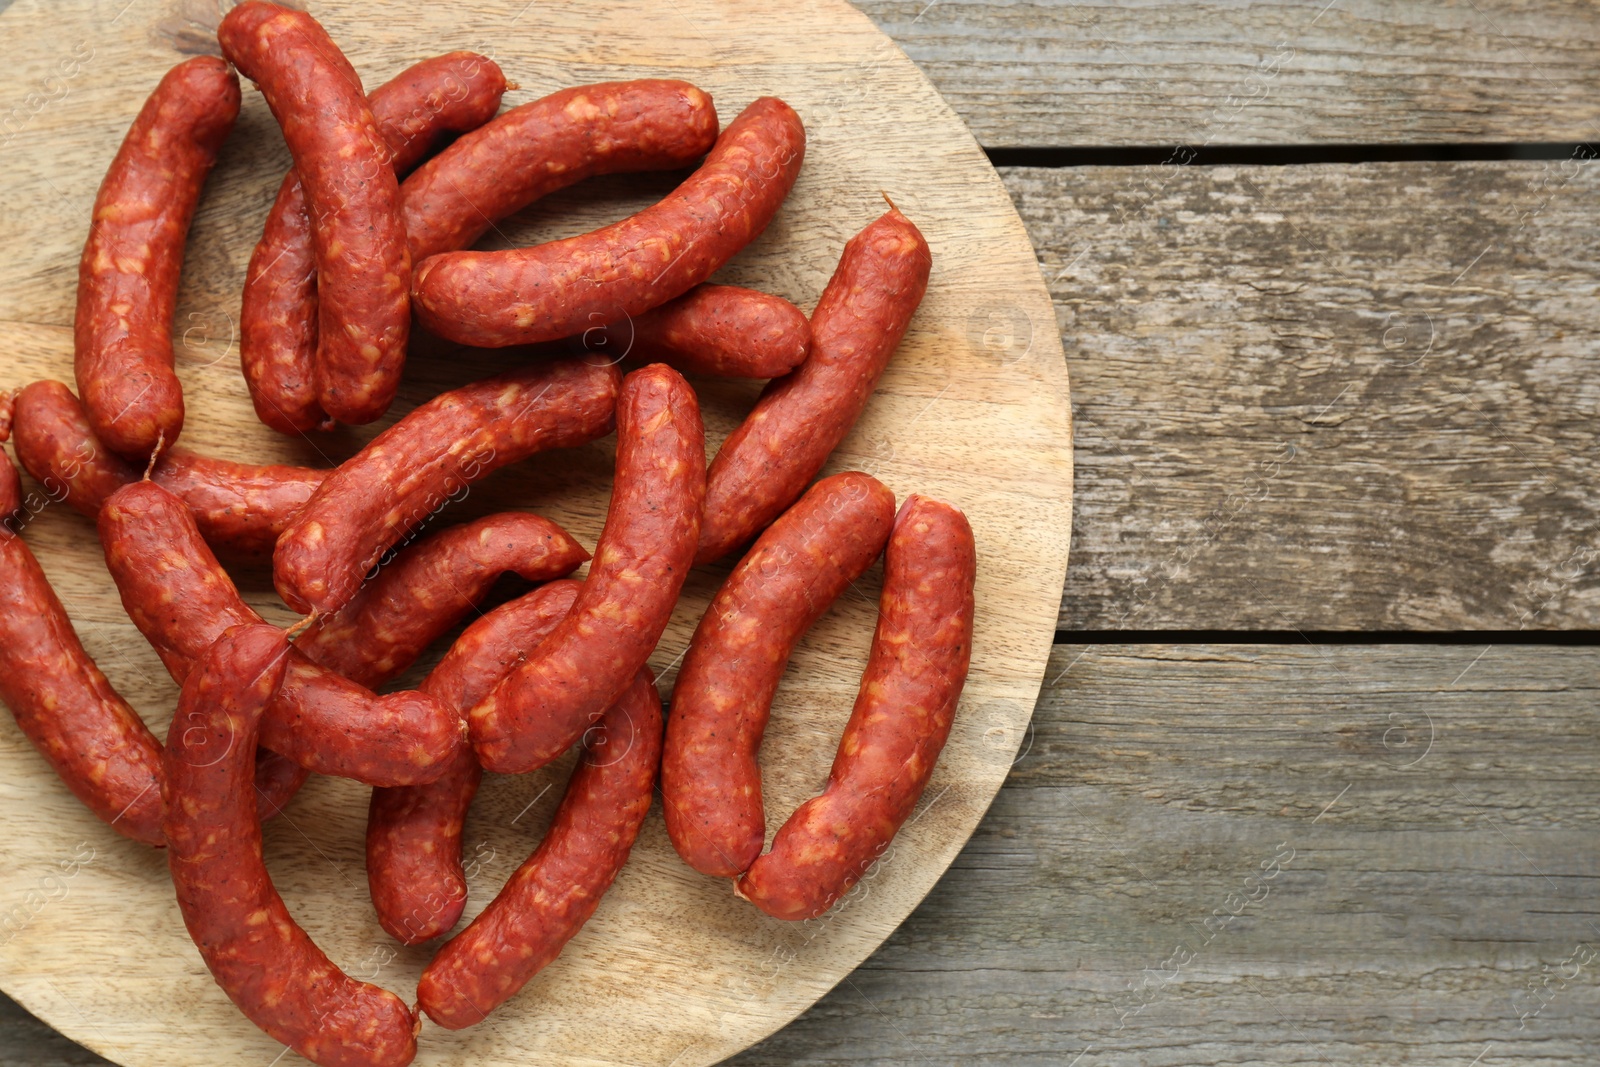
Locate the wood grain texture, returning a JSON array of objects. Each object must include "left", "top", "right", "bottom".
[
  {"left": 856, "top": 0, "right": 1600, "bottom": 148},
  {"left": 0, "top": 1, "right": 1070, "bottom": 1065},
  {"left": 736, "top": 641, "right": 1600, "bottom": 1064},
  {"left": 1009, "top": 159, "right": 1600, "bottom": 631},
  {"left": 16, "top": 0, "right": 1600, "bottom": 152},
  {"left": 10, "top": 643, "right": 1598, "bottom": 1065}
]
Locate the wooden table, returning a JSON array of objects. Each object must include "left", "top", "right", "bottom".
[{"left": 5, "top": 1, "right": 1599, "bottom": 1063}]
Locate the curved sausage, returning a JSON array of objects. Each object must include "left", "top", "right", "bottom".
[
  {"left": 273, "top": 357, "right": 620, "bottom": 616},
  {"left": 99, "top": 481, "right": 462, "bottom": 787},
  {"left": 400, "top": 79, "right": 717, "bottom": 263},
  {"left": 418, "top": 667, "right": 662, "bottom": 1029},
  {"left": 0, "top": 450, "right": 17, "bottom": 526},
  {"left": 550, "top": 284, "right": 811, "bottom": 379},
  {"left": 412, "top": 96, "right": 804, "bottom": 348},
  {"left": 11, "top": 380, "right": 324, "bottom": 557},
  {"left": 735, "top": 495, "right": 975, "bottom": 920},
  {"left": 153, "top": 451, "right": 325, "bottom": 558},
  {"left": 469, "top": 364, "right": 703, "bottom": 774},
  {"left": 243, "top": 52, "right": 508, "bottom": 434},
  {"left": 0, "top": 450, "right": 163, "bottom": 844},
  {"left": 0, "top": 449, "right": 304, "bottom": 840},
  {"left": 299, "top": 512, "right": 587, "bottom": 689},
  {"left": 9, "top": 380, "right": 131, "bottom": 520},
  {"left": 163, "top": 623, "right": 418, "bottom": 1067},
  {"left": 698, "top": 206, "right": 931, "bottom": 563},
  {"left": 367, "top": 579, "right": 581, "bottom": 946},
  {"left": 74, "top": 56, "right": 240, "bottom": 459},
  {"left": 663, "top": 472, "right": 895, "bottom": 877},
  {"left": 219, "top": 1, "right": 411, "bottom": 426}
]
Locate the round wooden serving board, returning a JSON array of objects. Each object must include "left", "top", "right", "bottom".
[{"left": 0, "top": 1, "right": 1071, "bottom": 1063}]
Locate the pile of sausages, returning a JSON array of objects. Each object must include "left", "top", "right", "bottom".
[{"left": 0, "top": 3, "right": 976, "bottom": 1064}]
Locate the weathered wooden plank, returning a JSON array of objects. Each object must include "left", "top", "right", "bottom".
[
  {"left": 0, "top": 997, "right": 100, "bottom": 1065},
  {"left": 1001, "top": 159, "right": 1600, "bottom": 630},
  {"left": 858, "top": 0, "right": 1600, "bottom": 147},
  {"left": 8, "top": 643, "right": 1596, "bottom": 1065},
  {"left": 730, "top": 642, "right": 1600, "bottom": 1064},
  {"left": 6, "top": 0, "right": 1600, "bottom": 148}
]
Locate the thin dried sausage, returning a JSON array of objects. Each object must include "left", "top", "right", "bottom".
[
  {"left": 242, "top": 52, "right": 507, "bottom": 434},
  {"left": 74, "top": 56, "right": 240, "bottom": 459},
  {"left": 735, "top": 495, "right": 975, "bottom": 920},
  {"left": 418, "top": 667, "right": 661, "bottom": 1028},
  {"left": 698, "top": 206, "right": 930, "bottom": 563},
  {"left": 663, "top": 472, "right": 894, "bottom": 877},
  {"left": 99, "top": 481, "right": 463, "bottom": 787},
  {"left": 401, "top": 79, "right": 718, "bottom": 263},
  {"left": 367, "top": 580, "right": 580, "bottom": 945},
  {"left": 299, "top": 512, "right": 587, "bottom": 689},
  {"left": 549, "top": 284, "right": 811, "bottom": 379},
  {"left": 412, "top": 97, "right": 804, "bottom": 348},
  {"left": 0, "top": 449, "right": 164, "bottom": 844},
  {"left": 219, "top": 1, "right": 411, "bottom": 426},
  {"left": 11, "top": 380, "right": 323, "bottom": 557},
  {"left": 0, "top": 446, "right": 17, "bottom": 516},
  {"left": 469, "top": 364, "right": 702, "bottom": 775},
  {"left": 0, "top": 451, "right": 302, "bottom": 839},
  {"left": 10, "top": 380, "right": 132, "bottom": 522},
  {"left": 273, "top": 357, "right": 619, "bottom": 616},
  {"left": 163, "top": 623, "right": 418, "bottom": 1067}
]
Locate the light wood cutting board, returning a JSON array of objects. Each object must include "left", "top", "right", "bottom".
[{"left": 0, "top": 0, "right": 1073, "bottom": 1063}]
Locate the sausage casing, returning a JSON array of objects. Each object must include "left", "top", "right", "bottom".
[
  {"left": 0, "top": 451, "right": 164, "bottom": 844},
  {"left": 469, "top": 364, "right": 703, "bottom": 775},
  {"left": 366, "top": 579, "right": 581, "bottom": 945},
  {"left": 242, "top": 52, "right": 508, "bottom": 434},
  {"left": 663, "top": 472, "right": 894, "bottom": 877},
  {"left": 163, "top": 623, "right": 418, "bottom": 1067},
  {"left": 401, "top": 79, "right": 718, "bottom": 263},
  {"left": 11, "top": 379, "right": 323, "bottom": 557},
  {"left": 548, "top": 284, "right": 812, "bottom": 379},
  {"left": 418, "top": 667, "right": 662, "bottom": 1028},
  {"left": 99, "top": 481, "right": 463, "bottom": 787},
  {"left": 273, "top": 357, "right": 620, "bottom": 615},
  {"left": 74, "top": 56, "right": 240, "bottom": 459},
  {"left": 698, "top": 206, "right": 930, "bottom": 563},
  {"left": 735, "top": 495, "right": 975, "bottom": 919},
  {"left": 412, "top": 97, "right": 804, "bottom": 348},
  {"left": 219, "top": 1, "right": 412, "bottom": 426},
  {"left": 298, "top": 512, "right": 587, "bottom": 689}
]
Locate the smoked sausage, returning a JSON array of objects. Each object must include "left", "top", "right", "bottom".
[
  {"left": 242, "top": 52, "right": 508, "bottom": 434},
  {"left": 418, "top": 667, "right": 662, "bottom": 1028},
  {"left": 0, "top": 534, "right": 165, "bottom": 844},
  {"left": 663, "top": 472, "right": 894, "bottom": 877},
  {"left": 99, "top": 481, "right": 463, "bottom": 787},
  {"left": 273, "top": 357, "right": 619, "bottom": 616},
  {"left": 698, "top": 206, "right": 930, "bottom": 563},
  {"left": 11, "top": 380, "right": 324, "bottom": 557},
  {"left": 1, "top": 446, "right": 17, "bottom": 517},
  {"left": 401, "top": 79, "right": 718, "bottom": 263},
  {"left": 469, "top": 364, "right": 703, "bottom": 775},
  {"left": 412, "top": 97, "right": 804, "bottom": 348},
  {"left": 548, "top": 284, "right": 811, "bottom": 379},
  {"left": 735, "top": 495, "right": 975, "bottom": 920},
  {"left": 298, "top": 511, "right": 587, "bottom": 689},
  {"left": 163, "top": 623, "right": 418, "bottom": 1067},
  {"left": 74, "top": 56, "right": 239, "bottom": 459},
  {"left": 0, "top": 449, "right": 164, "bottom": 844},
  {"left": 367, "top": 580, "right": 580, "bottom": 945},
  {"left": 0, "top": 450, "right": 303, "bottom": 840},
  {"left": 219, "top": 1, "right": 411, "bottom": 426}
]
